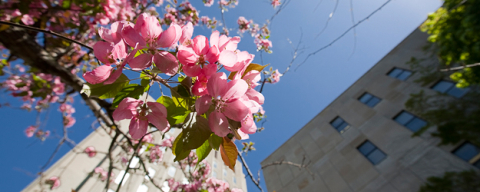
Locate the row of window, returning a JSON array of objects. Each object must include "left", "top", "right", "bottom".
[
  {"left": 387, "top": 67, "right": 469, "bottom": 98},
  {"left": 331, "top": 67, "right": 474, "bottom": 166}
]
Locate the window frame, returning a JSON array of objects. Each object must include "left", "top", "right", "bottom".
[
  {"left": 452, "top": 142, "right": 480, "bottom": 169},
  {"left": 329, "top": 116, "right": 350, "bottom": 133},
  {"left": 431, "top": 79, "right": 470, "bottom": 98},
  {"left": 358, "top": 92, "right": 382, "bottom": 108},
  {"left": 387, "top": 67, "right": 412, "bottom": 81},
  {"left": 393, "top": 110, "right": 427, "bottom": 132},
  {"left": 357, "top": 140, "right": 387, "bottom": 165}
]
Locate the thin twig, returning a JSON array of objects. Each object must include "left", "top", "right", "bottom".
[
  {"left": 440, "top": 63, "right": 480, "bottom": 72},
  {"left": 238, "top": 152, "right": 264, "bottom": 192},
  {"left": 314, "top": 0, "right": 340, "bottom": 39},
  {"left": 0, "top": 21, "right": 93, "bottom": 50},
  {"left": 296, "top": 0, "right": 393, "bottom": 71}
]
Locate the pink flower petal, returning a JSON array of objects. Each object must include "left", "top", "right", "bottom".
[
  {"left": 209, "top": 112, "right": 230, "bottom": 137},
  {"left": 180, "top": 22, "right": 193, "bottom": 44},
  {"left": 209, "top": 30, "right": 220, "bottom": 48},
  {"left": 93, "top": 41, "right": 115, "bottom": 64},
  {"left": 113, "top": 98, "right": 142, "bottom": 120},
  {"left": 237, "top": 129, "right": 249, "bottom": 140},
  {"left": 129, "top": 53, "right": 152, "bottom": 70},
  {"left": 147, "top": 101, "right": 168, "bottom": 117},
  {"left": 134, "top": 13, "right": 162, "bottom": 42},
  {"left": 246, "top": 88, "right": 264, "bottom": 105},
  {"left": 183, "top": 64, "right": 202, "bottom": 77},
  {"left": 177, "top": 47, "right": 198, "bottom": 65},
  {"left": 193, "top": 35, "right": 209, "bottom": 55},
  {"left": 206, "top": 45, "right": 220, "bottom": 64},
  {"left": 154, "top": 51, "right": 179, "bottom": 76},
  {"left": 207, "top": 72, "right": 227, "bottom": 98},
  {"left": 147, "top": 114, "right": 169, "bottom": 132},
  {"left": 218, "top": 51, "right": 237, "bottom": 68},
  {"left": 129, "top": 116, "right": 149, "bottom": 139},
  {"left": 156, "top": 23, "right": 181, "bottom": 48},
  {"left": 83, "top": 65, "right": 113, "bottom": 84},
  {"left": 202, "top": 63, "right": 217, "bottom": 78},
  {"left": 240, "top": 114, "right": 257, "bottom": 134},
  {"left": 223, "top": 79, "right": 248, "bottom": 101},
  {"left": 223, "top": 99, "right": 250, "bottom": 122},
  {"left": 195, "top": 95, "right": 212, "bottom": 115},
  {"left": 121, "top": 25, "right": 146, "bottom": 48}
]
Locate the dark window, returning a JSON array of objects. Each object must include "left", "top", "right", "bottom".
[
  {"left": 358, "top": 92, "right": 382, "bottom": 107},
  {"left": 357, "top": 140, "right": 386, "bottom": 165},
  {"left": 453, "top": 142, "right": 480, "bottom": 168},
  {"left": 330, "top": 116, "right": 349, "bottom": 133},
  {"left": 393, "top": 111, "right": 427, "bottom": 132},
  {"left": 431, "top": 80, "right": 470, "bottom": 98},
  {"left": 387, "top": 68, "right": 412, "bottom": 81}
]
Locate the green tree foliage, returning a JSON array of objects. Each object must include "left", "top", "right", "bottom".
[
  {"left": 421, "top": 0, "right": 480, "bottom": 87},
  {"left": 405, "top": 0, "right": 480, "bottom": 146},
  {"left": 418, "top": 170, "right": 480, "bottom": 192}
]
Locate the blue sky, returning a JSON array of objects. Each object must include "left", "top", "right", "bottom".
[{"left": 0, "top": 0, "right": 442, "bottom": 191}]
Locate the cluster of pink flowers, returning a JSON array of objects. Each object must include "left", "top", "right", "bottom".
[
  {"left": 148, "top": 146, "right": 164, "bottom": 163},
  {"left": 271, "top": 0, "right": 281, "bottom": 8},
  {"left": 236, "top": 17, "right": 273, "bottom": 53},
  {"left": 237, "top": 17, "right": 251, "bottom": 33},
  {"left": 168, "top": 152, "right": 243, "bottom": 192},
  {"left": 84, "top": 146, "right": 97, "bottom": 157},
  {"left": 88, "top": 13, "right": 265, "bottom": 139},
  {"left": 201, "top": 16, "right": 218, "bottom": 29},
  {"left": 96, "top": 0, "right": 135, "bottom": 25},
  {"left": 60, "top": 103, "right": 76, "bottom": 128},
  {"left": 268, "top": 69, "right": 282, "bottom": 84},
  {"left": 203, "top": 0, "right": 215, "bottom": 7},
  {"left": 94, "top": 167, "right": 115, "bottom": 182},
  {"left": 161, "top": 2, "right": 200, "bottom": 26},
  {"left": 219, "top": 0, "right": 239, "bottom": 9},
  {"left": 45, "top": 176, "right": 60, "bottom": 190}
]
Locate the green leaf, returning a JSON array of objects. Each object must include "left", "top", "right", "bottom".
[
  {"left": 228, "top": 63, "right": 269, "bottom": 80},
  {"left": 173, "top": 113, "right": 212, "bottom": 161},
  {"left": 62, "top": 0, "right": 71, "bottom": 8},
  {"left": 112, "top": 83, "right": 149, "bottom": 108},
  {"left": 209, "top": 134, "right": 222, "bottom": 151},
  {"left": 81, "top": 74, "right": 129, "bottom": 99},
  {"left": 196, "top": 139, "right": 212, "bottom": 164},
  {"left": 170, "top": 84, "right": 192, "bottom": 109},
  {"left": 173, "top": 132, "right": 190, "bottom": 161},
  {"left": 157, "top": 96, "right": 189, "bottom": 125}
]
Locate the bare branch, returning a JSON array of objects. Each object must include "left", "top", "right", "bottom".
[
  {"left": 0, "top": 21, "right": 93, "bottom": 50},
  {"left": 440, "top": 63, "right": 480, "bottom": 72},
  {"left": 296, "top": 0, "right": 393, "bottom": 71},
  {"left": 238, "top": 152, "right": 264, "bottom": 192}
]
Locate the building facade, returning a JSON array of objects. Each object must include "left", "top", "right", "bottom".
[
  {"left": 22, "top": 98, "right": 248, "bottom": 192},
  {"left": 261, "top": 29, "right": 479, "bottom": 192}
]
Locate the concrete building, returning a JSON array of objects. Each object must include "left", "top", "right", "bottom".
[
  {"left": 22, "top": 98, "right": 248, "bottom": 192},
  {"left": 261, "top": 29, "right": 480, "bottom": 192}
]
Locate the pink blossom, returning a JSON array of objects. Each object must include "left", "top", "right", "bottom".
[
  {"left": 204, "top": 0, "right": 214, "bottom": 7},
  {"left": 46, "top": 176, "right": 60, "bottom": 189},
  {"left": 149, "top": 146, "right": 164, "bottom": 163},
  {"left": 59, "top": 104, "right": 75, "bottom": 114},
  {"left": 177, "top": 35, "right": 219, "bottom": 78},
  {"left": 195, "top": 73, "right": 251, "bottom": 137},
  {"left": 25, "top": 126, "right": 36, "bottom": 138},
  {"left": 161, "top": 137, "right": 174, "bottom": 147},
  {"left": 271, "top": 0, "right": 280, "bottom": 8},
  {"left": 64, "top": 115, "right": 76, "bottom": 128},
  {"left": 237, "top": 17, "right": 250, "bottom": 33},
  {"left": 84, "top": 146, "right": 97, "bottom": 157},
  {"left": 21, "top": 14, "right": 34, "bottom": 25},
  {"left": 206, "top": 178, "right": 229, "bottom": 192},
  {"left": 270, "top": 69, "right": 282, "bottom": 84},
  {"left": 113, "top": 98, "right": 170, "bottom": 139}
]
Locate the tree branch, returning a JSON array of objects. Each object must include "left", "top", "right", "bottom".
[
  {"left": 0, "top": 21, "right": 93, "bottom": 50},
  {"left": 238, "top": 152, "right": 264, "bottom": 192},
  {"left": 440, "top": 63, "right": 480, "bottom": 72}
]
